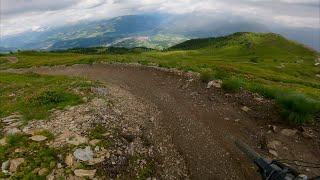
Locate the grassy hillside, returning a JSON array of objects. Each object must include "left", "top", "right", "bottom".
[
  {"left": 1, "top": 32, "right": 319, "bottom": 124},
  {"left": 169, "top": 32, "right": 316, "bottom": 60}
]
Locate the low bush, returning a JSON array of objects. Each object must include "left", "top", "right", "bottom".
[
  {"left": 20, "top": 90, "right": 82, "bottom": 120},
  {"left": 213, "top": 70, "right": 229, "bottom": 80},
  {"left": 89, "top": 124, "right": 107, "bottom": 139},
  {"left": 200, "top": 70, "right": 213, "bottom": 83},
  {"left": 248, "top": 83, "right": 283, "bottom": 99},
  {"left": 249, "top": 56, "right": 260, "bottom": 63},
  {"left": 222, "top": 78, "right": 243, "bottom": 92},
  {"left": 276, "top": 93, "right": 320, "bottom": 124}
]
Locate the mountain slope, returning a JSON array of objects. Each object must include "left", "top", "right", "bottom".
[{"left": 169, "top": 32, "right": 318, "bottom": 61}]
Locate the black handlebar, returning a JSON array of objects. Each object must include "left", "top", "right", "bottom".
[{"left": 235, "top": 140, "right": 306, "bottom": 180}]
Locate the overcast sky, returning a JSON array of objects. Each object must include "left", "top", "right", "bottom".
[{"left": 0, "top": 0, "right": 319, "bottom": 37}]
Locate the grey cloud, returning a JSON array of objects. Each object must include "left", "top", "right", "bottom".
[
  {"left": 0, "top": 0, "right": 319, "bottom": 37},
  {"left": 1, "top": 0, "right": 79, "bottom": 15}
]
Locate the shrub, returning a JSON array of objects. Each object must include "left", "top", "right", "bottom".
[
  {"left": 89, "top": 124, "right": 107, "bottom": 139},
  {"left": 222, "top": 78, "right": 242, "bottom": 92},
  {"left": 248, "top": 83, "right": 283, "bottom": 99},
  {"left": 200, "top": 70, "right": 213, "bottom": 83},
  {"left": 6, "top": 134, "right": 29, "bottom": 147},
  {"left": 22, "top": 90, "right": 81, "bottom": 120},
  {"left": 276, "top": 93, "right": 320, "bottom": 124},
  {"left": 31, "top": 91, "right": 80, "bottom": 107},
  {"left": 214, "top": 70, "right": 229, "bottom": 80},
  {"left": 249, "top": 56, "right": 260, "bottom": 63}
]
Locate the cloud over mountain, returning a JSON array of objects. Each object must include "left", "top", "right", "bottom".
[{"left": 1, "top": 0, "right": 319, "bottom": 37}]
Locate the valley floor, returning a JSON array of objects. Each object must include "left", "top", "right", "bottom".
[{"left": 3, "top": 64, "right": 319, "bottom": 179}]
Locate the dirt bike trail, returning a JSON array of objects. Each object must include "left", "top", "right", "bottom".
[{"left": 30, "top": 64, "right": 265, "bottom": 179}]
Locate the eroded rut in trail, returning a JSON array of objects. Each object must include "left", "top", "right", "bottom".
[{"left": 16, "top": 64, "right": 319, "bottom": 179}]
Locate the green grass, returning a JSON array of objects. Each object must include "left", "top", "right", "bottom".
[
  {"left": 0, "top": 72, "right": 94, "bottom": 121},
  {"left": 1, "top": 32, "right": 319, "bottom": 124}
]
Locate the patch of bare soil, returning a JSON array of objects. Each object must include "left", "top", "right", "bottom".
[{"left": 6, "top": 63, "right": 320, "bottom": 179}]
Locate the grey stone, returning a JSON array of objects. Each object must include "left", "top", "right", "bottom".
[
  {"left": 267, "top": 140, "right": 281, "bottom": 150},
  {"left": 1, "top": 160, "right": 9, "bottom": 174},
  {"left": 269, "top": 150, "right": 278, "bottom": 157},
  {"left": 30, "top": 135, "right": 47, "bottom": 142},
  {"left": 281, "top": 129, "right": 297, "bottom": 136},
  {"left": 207, "top": 80, "right": 222, "bottom": 89},
  {"left": 73, "top": 146, "right": 94, "bottom": 161},
  {"left": 241, "top": 106, "right": 250, "bottom": 112}
]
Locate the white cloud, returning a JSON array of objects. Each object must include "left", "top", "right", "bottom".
[{"left": 0, "top": 0, "right": 319, "bottom": 37}]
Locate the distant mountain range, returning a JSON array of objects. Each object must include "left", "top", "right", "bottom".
[{"left": 1, "top": 14, "right": 319, "bottom": 52}]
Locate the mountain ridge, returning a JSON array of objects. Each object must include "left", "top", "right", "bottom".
[{"left": 1, "top": 14, "right": 319, "bottom": 52}]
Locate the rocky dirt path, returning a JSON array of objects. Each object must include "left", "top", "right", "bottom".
[{"left": 10, "top": 63, "right": 320, "bottom": 179}]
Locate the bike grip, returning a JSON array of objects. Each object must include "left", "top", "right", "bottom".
[{"left": 235, "top": 140, "right": 261, "bottom": 161}]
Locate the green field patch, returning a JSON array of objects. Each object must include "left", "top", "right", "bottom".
[{"left": 0, "top": 72, "right": 93, "bottom": 121}]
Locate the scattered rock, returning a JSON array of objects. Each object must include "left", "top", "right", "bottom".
[
  {"left": 47, "top": 174, "right": 54, "bottom": 180},
  {"left": 91, "top": 87, "right": 108, "bottom": 96},
  {"left": 89, "top": 139, "right": 101, "bottom": 146},
  {"left": 2, "top": 160, "right": 9, "bottom": 174},
  {"left": 14, "top": 148, "right": 24, "bottom": 153},
  {"left": 269, "top": 150, "right": 278, "bottom": 157},
  {"left": 300, "top": 127, "right": 316, "bottom": 139},
  {"left": 9, "top": 158, "right": 25, "bottom": 172},
  {"left": 65, "top": 154, "right": 74, "bottom": 167},
  {"left": 67, "top": 135, "right": 88, "bottom": 146},
  {"left": 38, "top": 168, "right": 49, "bottom": 176},
  {"left": 30, "top": 135, "right": 47, "bottom": 142},
  {"left": 207, "top": 80, "right": 222, "bottom": 89},
  {"left": 241, "top": 106, "right": 250, "bottom": 112},
  {"left": 254, "top": 97, "right": 263, "bottom": 102},
  {"left": 316, "top": 74, "right": 320, "bottom": 78},
  {"left": 0, "top": 137, "right": 7, "bottom": 146},
  {"left": 74, "top": 169, "right": 96, "bottom": 178},
  {"left": 146, "top": 177, "right": 157, "bottom": 180},
  {"left": 74, "top": 146, "right": 94, "bottom": 161},
  {"left": 281, "top": 129, "right": 297, "bottom": 137},
  {"left": 267, "top": 140, "right": 281, "bottom": 150},
  {"left": 57, "top": 163, "right": 63, "bottom": 169},
  {"left": 32, "top": 168, "right": 40, "bottom": 174},
  {"left": 268, "top": 125, "right": 277, "bottom": 133},
  {"left": 88, "top": 156, "right": 105, "bottom": 165},
  {"left": 5, "top": 127, "right": 21, "bottom": 135},
  {"left": 2, "top": 114, "right": 21, "bottom": 123},
  {"left": 82, "top": 97, "right": 88, "bottom": 102}
]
